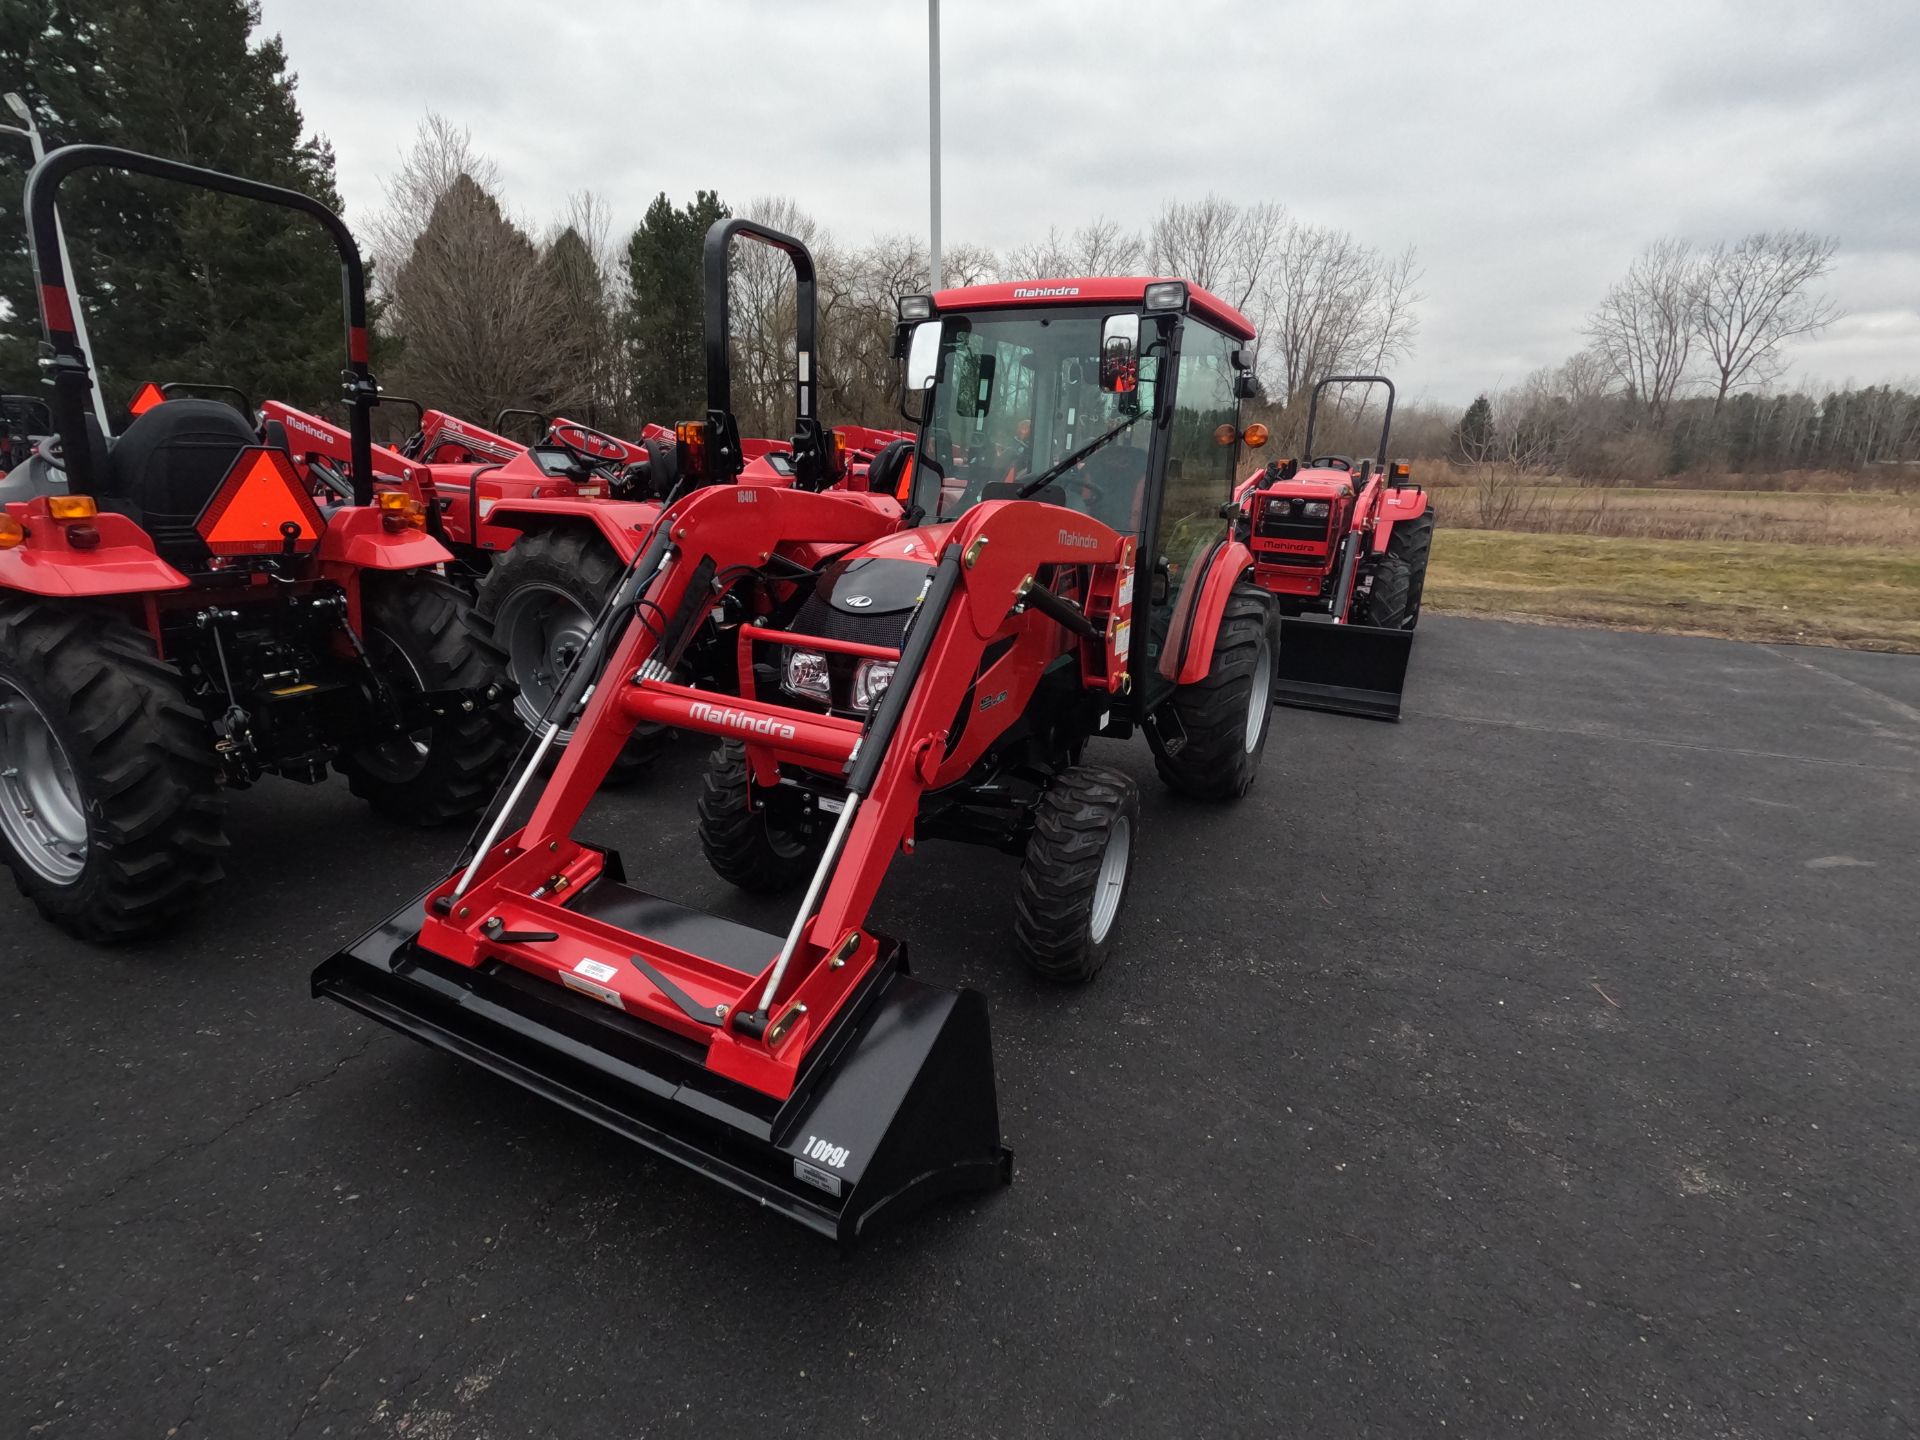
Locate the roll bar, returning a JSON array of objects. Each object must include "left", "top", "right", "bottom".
[
  {"left": 23, "top": 144, "right": 379, "bottom": 503},
  {"left": 1303, "top": 374, "right": 1396, "bottom": 467},
  {"left": 700, "top": 218, "right": 827, "bottom": 488}
]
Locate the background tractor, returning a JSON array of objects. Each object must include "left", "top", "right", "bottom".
[
  {"left": 1235, "top": 374, "right": 1435, "bottom": 719},
  {"left": 0, "top": 145, "right": 512, "bottom": 941}
]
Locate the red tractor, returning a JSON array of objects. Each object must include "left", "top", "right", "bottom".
[
  {"left": 1235, "top": 374, "right": 1434, "bottom": 719},
  {"left": 316, "top": 244, "right": 1279, "bottom": 1242},
  {"left": 0, "top": 145, "right": 512, "bottom": 941}
]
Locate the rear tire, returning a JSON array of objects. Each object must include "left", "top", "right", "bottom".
[
  {"left": 1147, "top": 582, "right": 1278, "bottom": 801},
  {"left": 1013, "top": 765, "right": 1139, "bottom": 982},
  {"left": 697, "top": 742, "right": 825, "bottom": 892},
  {"left": 0, "top": 600, "right": 225, "bottom": 941},
  {"left": 339, "top": 574, "right": 515, "bottom": 825},
  {"left": 1357, "top": 555, "right": 1414, "bottom": 630},
  {"left": 470, "top": 527, "right": 666, "bottom": 784},
  {"left": 1386, "top": 506, "right": 1435, "bottom": 627}
]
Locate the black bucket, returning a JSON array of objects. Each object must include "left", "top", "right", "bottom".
[
  {"left": 314, "top": 876, "right": 1012, "bottom": 1246},
  {"left": 1273, "top": 616, "right": 1414, "bottom": 721}
]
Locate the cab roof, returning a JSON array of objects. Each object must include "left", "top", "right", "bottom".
[{"left": 930, "top": 277, "right": 1256, "bottom": 343}]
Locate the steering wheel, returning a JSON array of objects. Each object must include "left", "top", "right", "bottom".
[
  {"left": 549, "top": 420, "right": 630, "bottom": 469},
  {"left": 1310, "top": 455, "right": 1353, "bottom": 472}
]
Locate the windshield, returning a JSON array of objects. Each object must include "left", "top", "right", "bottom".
[{"left": 913, "top": 309, "right": 1160, "bottom": 532}]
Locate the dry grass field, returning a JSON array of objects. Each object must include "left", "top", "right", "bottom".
[{"left": 1418, "top": 478, "right": 1920, "bottom": 651}]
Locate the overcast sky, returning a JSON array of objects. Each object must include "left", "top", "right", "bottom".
[{"left": 257, "top": 0, "right": 1918, "bottom": 408}]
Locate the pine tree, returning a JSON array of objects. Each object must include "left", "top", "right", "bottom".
[
  {"left": 1451, "top": 393, "right": 1494, "bottom": 463},
  {"left": 623, "top": 190, "right": 728, "bottom": 425},
  {"left": 0, "top": 0, "right": 347, "bottom": 409}
]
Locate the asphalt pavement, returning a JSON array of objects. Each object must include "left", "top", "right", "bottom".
[{"left": 4, "top": 616, "right": 1918, "bottom": 1438}]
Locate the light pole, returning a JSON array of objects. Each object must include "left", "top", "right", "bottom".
[
  {"left": 928, "top": 0, "right": 942, "bottom": 291},
  {"left": 3, "top": 93, "right": 111, "bottom": 434}
]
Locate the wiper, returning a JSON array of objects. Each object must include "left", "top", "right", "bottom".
[{"left": 1013, "top": 410, "right": 1146, "bottom": 499}]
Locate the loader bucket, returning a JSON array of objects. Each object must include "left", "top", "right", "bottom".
[
  {"left": 313, "top": 870, "right": 1012, "bottom": 1246},
  {"left": 1273, "top": 616, "right": 1413, "bottom": 721}
]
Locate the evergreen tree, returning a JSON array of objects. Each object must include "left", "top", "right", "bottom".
[
  {"left": 623, "top": 189, "right": 727, "bottom": 424},
  {"left": 0, "top": 0, "right": 347, "bottom": 409},
  {"left": 540, "top": 225, "right": 611, "bottom": 424},
  {"left": 1451, "top": 393, "right": 1494, "bottom": 462}
]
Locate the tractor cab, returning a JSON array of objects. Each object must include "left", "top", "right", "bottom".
[{"left": 890, "top": 278, "right": 1264, "bottom": 709}]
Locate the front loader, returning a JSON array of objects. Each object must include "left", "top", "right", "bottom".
[
  {"left": 1236, "top": 375, "right": 1434, "bottom": 720},
  {"left": 316, "top": 253, "right": 1280, "bottom": 1242}
]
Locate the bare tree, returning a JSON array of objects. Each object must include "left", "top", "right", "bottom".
[
  {"left": 1586, "top": 237, "right": 1700, "bottom": 428},
  {"left": 1695, "top": 230, "right": 1840, "bottom": 412},
  {"left": 1006, "top": 217, "right": 1141, "bottom": 281},
  {"left": 1256, "top": 221, "right": 1419, "bottom": 410},
  {"left": 1148, "top": 194, "right": 1244, "bottom": 296},
  {"left": 367, "top": 114, "right": 497, "bottom": 288}
]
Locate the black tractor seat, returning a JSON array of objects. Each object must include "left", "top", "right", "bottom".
[{"left": 100, "top": 398, "right": 260, "bottom": 562}]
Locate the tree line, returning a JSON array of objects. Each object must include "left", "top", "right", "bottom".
[{"left": 1438, "top": 235, "right": 1917, "bottom": 480}]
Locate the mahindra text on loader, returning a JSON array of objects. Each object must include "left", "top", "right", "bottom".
[
  {"left": 314, "top": 226, "right": 1281, "bottom": 1243},
  {"left": 0, "top": 145, "right": 512, "bottom": 940}
]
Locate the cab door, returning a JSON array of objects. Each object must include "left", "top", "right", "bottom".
[{"left": 1137, "top": 320, "right": 1243, "bottom": 707}]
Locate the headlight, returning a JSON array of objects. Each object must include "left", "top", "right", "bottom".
[
  {"left": 853, "top": 659, "right": 896, "bottom": 712},
  {"left": 1303, "top": 501, "right": 1330, "bottom": 519},
  {"left": 1264, "top": 497, "right": 1291, "bottom": 517},
  {"left": 783, "top": 650, "right": 831, "bottom": 704}
]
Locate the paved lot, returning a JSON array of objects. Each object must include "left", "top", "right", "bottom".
[{"left": 4, "top": 616, "right": 1918, "bottom": 1438}]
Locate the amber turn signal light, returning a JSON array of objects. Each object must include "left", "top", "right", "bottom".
[
  {"left": 47, "top": 494, "right": 98, "bottom": 520},
  {"left": 1243, "top": 423, "right": 1270, "bottom": 449},
  {"left": 0, "top": 514, "right": 25, "bottom": 549}
]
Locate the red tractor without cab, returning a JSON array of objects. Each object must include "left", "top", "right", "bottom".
[
  {"left": 0, "top": 145, "right": 512, "bottom": 940},
  {"left": 315, "top": 239, "right": 1280, "bottom": 1242},
  {"left": 1235, "top": 374, "right": 1434, "bottom": 719}
]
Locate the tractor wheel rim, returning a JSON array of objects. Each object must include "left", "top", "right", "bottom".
[
  {"left": 352, "top": 631, "right": 433, "bottom": 783},
  {"left": 0, "top": 679, "right": 88, "bottom": 883},
  {"left": 499, "top": 583, "right": 594, "bottom": 739},
  {"left": 1089, "top": 815, "right": 1131, "bottom": 945},
  {"left": 1245, "top": 640, "right": 1273, "bottom": 753}
]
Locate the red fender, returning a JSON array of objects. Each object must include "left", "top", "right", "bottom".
[
  {"left": 0, "top": 505, "right": 191, "bottom": 597},
  {"left": 317, "top": 504, "right": 453, "bottom": 572},
  {"left": 1169, "top": 538, "right": 1255, "bottom": 686},
  {"left": 476, "top": 497, "right": 664, "bottom": 562},
  {"left": 1370, "top": 485, "right": 1430, "bottom": 554}
]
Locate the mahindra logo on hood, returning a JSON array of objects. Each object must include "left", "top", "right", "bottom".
[
  {"left": 689, "top": 701, "right": 796, "bottom": 741},
  {"left": 1013, "top": 285, "right": 1080, "bottom": 299}
]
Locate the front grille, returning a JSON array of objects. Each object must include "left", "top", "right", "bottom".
[
  {"left": 786, "top": 593, "right": 912, "bottom": 648},
  {"left": 1255, "top": 515, "right": 1330, "bottom": 545}
]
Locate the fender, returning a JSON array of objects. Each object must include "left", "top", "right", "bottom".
[
  {"left": 478, "top": 496, "right": 667, "bottom": 563},
  {"left": 1170, "top": 537, "right": 1256, "bottom": 687},
  {"left": 1370, "top": 484, "right": 1430, "bottom": 553},
  {"left": 318, "top": 504, "right": 453, "bottom": 572},
  {"left": 0, "top": 506, "right": 191, "bottom": 597}
]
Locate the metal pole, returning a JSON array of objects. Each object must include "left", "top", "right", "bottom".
[
  {"left": 928, "top": 0, "right": 942, "bottom": 291},
  {"left": 4, "top": 95, "right": 111, "bottom": 435}
]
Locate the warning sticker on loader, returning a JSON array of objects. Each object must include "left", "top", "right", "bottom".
[
  {"left": 793, "top": 1160, "right": 844, "bottom": 1197},
  {"left": 563, "top": 959, "right": 624, "bottom": 1010}
]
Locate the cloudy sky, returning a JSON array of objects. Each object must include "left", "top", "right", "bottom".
[{"left": 257, "top": 0, "right": 1918, "bottom": 407}]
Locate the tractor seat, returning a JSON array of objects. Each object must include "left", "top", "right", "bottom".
[{"left": 101, "top": 398, "right": 260, "bottom": 561}]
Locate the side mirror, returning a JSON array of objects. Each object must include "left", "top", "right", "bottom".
[
  {"left": 1099, "top": 313, "right": 1140, "bottom": 394},
  {"left": 905, "top": 320, "right": 941, "bottom": 393}
]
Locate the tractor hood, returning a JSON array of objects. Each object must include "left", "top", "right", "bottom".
[{"left": 811, "top": 525, "right": 950, "bottom": 616}]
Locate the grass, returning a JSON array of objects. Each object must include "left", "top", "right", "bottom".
[
  {"left": 1424, "top": 480, "right": 1920, "bottom": 547},
  {"left": 1426, "top": 529, "right": 1920, "bottom": 652}
]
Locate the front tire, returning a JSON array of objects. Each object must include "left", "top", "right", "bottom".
[
  {"left": 1387, "top": 506, "right": 1435, "bottom": 627},
  {"left": 338, "top": 574, "right": 515, "bottom": 825},
  {"left": 0, "top": 600, "right": 225, "bottom": 941},
  {"left": 697, "top": 742, "right": 825, "bottom": 892},
  {"left": 1013, "top": 765, "right": 1140, "bottom": 982},
  {"left": 1357, "top": 554, "right": 1414, "bottom": 630},
  {"left": 1147, "top": 582, "right": 1278, "bottom": 801},
  {"left": 470, "top": 527, "right": 666, "bottom": 784}
]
